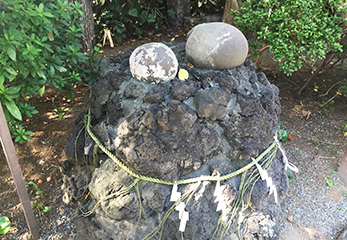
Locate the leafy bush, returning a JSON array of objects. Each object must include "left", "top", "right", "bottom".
[
  {"left": 0, "top": 0, "right": 101, "bottom": 143},
  {"left": 93, "top": 0, "right": 171, "bottom": 43},
  {"left": 191, "top": 0, "right": 225, "bottom": 16},
  {"left": 0, "top": 216, "right": 11, "bottom": 235},
  {"left": 231, "top": 0, "right": 347, "bottom": 75}
]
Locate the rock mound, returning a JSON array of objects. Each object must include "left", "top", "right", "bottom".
[{"left": 64, "top": 42, "right": 288, "bottom": 240}]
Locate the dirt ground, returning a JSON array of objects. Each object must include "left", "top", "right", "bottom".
[{"left": 0, "top": 27, "right": 347, "bottom": 240}]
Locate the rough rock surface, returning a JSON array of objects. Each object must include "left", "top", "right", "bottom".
[
  {"left": 186, "top": 22, "right": 248, "bottom": 70},
  {"left": 129, "top": 42, "right": 178, "bottom": 84},
  {"left": 337, "top": 228, "right": 347, "bottom": 240},
  {"left": 65, "top": 42, "right": 288, "bottom": 240}
]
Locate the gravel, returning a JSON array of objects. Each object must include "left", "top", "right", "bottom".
[{"left": 278, "top": 102, "right": 347, "bottom": 240}]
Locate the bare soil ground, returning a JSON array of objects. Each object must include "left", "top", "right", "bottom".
[{"left": 0, "top": 27, "right": 347, "bottom": 240}]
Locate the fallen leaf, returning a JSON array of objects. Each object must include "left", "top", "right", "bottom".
[
  {"left": 178, "top": 69, "right": 189, "bottom": 81},
  {"left": 287, "top": 135, "right": 295, "bottom": 141}
]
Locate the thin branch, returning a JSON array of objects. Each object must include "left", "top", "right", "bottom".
[
  {"left": 298, "top": 33, "right": 346, "bottom": 95},
  {"left": 247, "top": 45, "right": 270, "bottom": 58},
  {"left": 320, "top": 57, "right": 344, "bottom": 75},
  {"left": 319, "top": 80, "right": 346, "bottom": 97},
  {"left": 318, "top": 94, "right": 338, "bottom": 108}
]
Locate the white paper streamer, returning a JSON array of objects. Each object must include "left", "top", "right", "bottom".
[
  {"left": 252, "top": 158, "right": 278, "bottom": 204},
  {"left": 274, "top": 136, "right": 299, "bottom": 173},
  {"left": 213, "top": 172, "right": 228, "bottom": 221}
]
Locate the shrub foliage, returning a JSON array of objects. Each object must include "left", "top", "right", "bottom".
[
  {"left": 0, "top": 0, "right": 101, "bottom": 143},
  {"left": 232, "top": 0, "right": 347, "bottom": 75},
  {"left": 93, "top": 0, "right": 171, "bottom": 43}
]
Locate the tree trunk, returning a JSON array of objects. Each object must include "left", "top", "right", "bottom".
[
  {"left": 165, "top": 0, "right": 191, "bottom": 28},
  {"left": 75, "top": 0, "right": 95, "bottom": 54},
  {"left": 222, "top": 0, "right": 238, "bottom": 25}
]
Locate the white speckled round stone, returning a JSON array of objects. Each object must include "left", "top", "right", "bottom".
[
  {"left": 129, "top": 43, "right": 178, "bottom": 84},
  {"left": 186, "top": 22, "right": 248, "bottom": 70}
]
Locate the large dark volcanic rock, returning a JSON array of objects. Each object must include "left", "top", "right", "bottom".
[{"left": 65, "top": 42, "right": 288, "bottom": 240}]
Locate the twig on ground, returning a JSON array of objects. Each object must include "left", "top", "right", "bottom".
[
  {"left": 318, "top": 94, "right": 338, "bottom": 108},
  {"left": 319, "top": 80, "right": 346, "bottom": 98}
]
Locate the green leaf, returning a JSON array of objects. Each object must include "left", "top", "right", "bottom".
[
  {"left": 58, "top": 66, "right": 67, "bottom": 73},
  {"left": 128, "top": 8, "right": 139, "bottom": 17},
  {"left": 288, "top": 175, "right": 295, "bottom": 181},
  {"left": 26, "top": 181, "right": 38, "bottom": 190},
  {"left": 167, "top": 9, "right": 175, "bottom": 15},
  {"left": 36, "top": 190, "right": 44, "bottom": 195},
  {"left": 5, "top": 100, "right": 22, "bottom": 121},
  {"left": 147, "top": 14, "right": 155, "bottom": 23},
  {"left": 37, "top": 69, "right": 46, "bottom": 80},
  {"left": 43, "top": 206, "right": 51, "bottom": 213},
  {"left": 0, "top": 74, "right": 4, "bottom": 86},
  {"left": 15, "top": 135, "right": 22, "bottom": 143},
  {"left": 7, "top": 48, "right": 16, "bottom": 61},
  {"left": 287, "top": 170, "right": 295, "bottom": 181},
  {"left": 5, "top": 67, "right": 17, "bottom": 76},
  {"left": 6, "top": 86, "right": 21, "bottom": 95},
  {"left": 281, "top": 130, "right": 289, "bottom": 141},
  {"left": 38, "top": 85, "right": 45, "bottom": 96},
  {"left": 38, "top": 3, "right": 44, "bottom": 12},
  {"left": 325, "top": 177, "right": 333, "bottom": 187},
  {"left": 43, "top": 12, "right": 54, "bottom": 18},
  {"left": 0, "top": 216, "right": 11, "bottom": 235},
  {"left": 9, "top": 75, "right": 16, "bottom": 82}
]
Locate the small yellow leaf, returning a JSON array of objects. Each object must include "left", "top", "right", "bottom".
[
  {"left": 178, "top": 69, "right": 189, "bottom": 81},
  {"left": 47, "top": 32, "right": 54, "bottom": 41}
]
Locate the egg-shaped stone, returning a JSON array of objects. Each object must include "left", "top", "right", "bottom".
[
  {"left": 185, "top": 22, "right": 248, "bottom": 70},
  {"left": 129, "top": 43, "right": 178, "bottom": 84}
]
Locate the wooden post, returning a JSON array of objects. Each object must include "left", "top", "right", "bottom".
[
  {"left": 222, "top": 0, "right": 239, "bottom": 25},
  {"left": 0, "top": 104, "right": 40, "bottom": 240}
]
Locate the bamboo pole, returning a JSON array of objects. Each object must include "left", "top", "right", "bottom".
[{"left": 0, "top": 104, "right": 40, "bottom": 240}]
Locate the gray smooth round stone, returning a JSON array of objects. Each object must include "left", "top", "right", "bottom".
[
  {"left": 129, "top": 43, "right": 178, "bottom": 84},
  {"left": 186, "top": 22, "right": 248, "bottom": 70}
]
